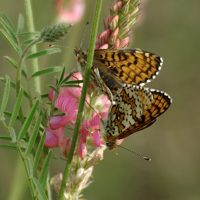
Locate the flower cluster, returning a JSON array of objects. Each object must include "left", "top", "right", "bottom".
[
  {"left": 96, "top": 0, "right": 139, "bottom": 49},
  {"left": 45, "top": 72, "right": 110, "bottom": 158},
  {"left": 55, "top": 0, "right": 85, "bottom": 24},
  {"left": 51, "top": 147, "right": 105, "bottom": 199}
]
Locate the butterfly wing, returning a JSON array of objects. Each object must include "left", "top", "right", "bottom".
[
  {"left": 105, "top": 85, "right": 172, "bottom": 141},
  {"left": 94, "top": 49, "right": 163, "bottom": 89}
]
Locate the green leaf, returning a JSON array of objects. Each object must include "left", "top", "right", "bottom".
[
  {"left": 0, "top": 28, "right": 18, "bottom": 52},
  {"left": 26, "top": 115, "right": 42, "bottom": 155},
  {"left": 49, "top": 85, "right": 58, "bottom": 93},
  {"left": 41, "top": 93, "right": 49, "bottom": 98},
  {"left": 63, "top": 80, "right": 83, "bottom": 85},
  {"left": 59, "top": 71, "right": 74, "bottom": 84},
  {"left": 60, "top": 84, "right": 81, "bottom": 88},
  {"left": 0, "top": 75, "right": 11, "bottom": 114},
  {"left": 0, "top": 14, "right": 19, "bottom": 53},
  {"left": 0, "top": 144, "right": 17, "bottom": 150},
  {"left": 0, "top": 135, "right": 11, "bottom": 141},
  {"left": 32, "top": 178, "right": 48, "bottom": 200},
  {"left": 17, "top": 14, "right": 24, "bottom": 34},
  {"left": 31, "top": 66, "right": 64, "bottom": 78},
  {"left": 9, "top": 88, "right": 24, "bottom": 127},
  {"left": 0, "top": 13, "right": 17, "bottom": 43},
  {"left": 0, "top": 13, "right": 16, "bottom": 34},
  {"left": 4, "top": 56, "right": 17, "bottom": 68},
  {"left": 33, "top": 133, "right": 45, "bottom": 173},
  {"left": 22, "top": 38, "right": 36, "bottom": 45},
  {"left": 57, "top": 67, "right": 65, "bottom": 85},
  {"left": 39, "top": 150, "right": 52, "bottom": 188},
  {"left": 0, "top": 77, "right": 30, "bottom": 99},
  {"left": 17, "top": 31, "right": 40, "bottom": 37},
  {"left": 27, "top": 48, "right": 61, "bottom": 59},
  {"left": 3, "top": 56, "right": 28, "bottom": 78},
  {"left": 17, "top": 100, "right": 39, "bottom": 140}
]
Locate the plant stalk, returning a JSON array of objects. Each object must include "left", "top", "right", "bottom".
[
  {"left": 57, "top": 0, "right": 103, "bottom": 199},
  {"left": 24, "top": 0, "right": 41, "bottom": 95}
]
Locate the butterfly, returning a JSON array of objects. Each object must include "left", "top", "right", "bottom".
[
  {"left": 74, "top": 48, "right": 163, "bottom": 100},
  {"left": 103, "top": 84, "right": 172, "bottom": 149}
]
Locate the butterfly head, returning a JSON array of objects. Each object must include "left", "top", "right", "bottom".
[{"left": 74, "top": 48, "right": 87, "bottom": 67}]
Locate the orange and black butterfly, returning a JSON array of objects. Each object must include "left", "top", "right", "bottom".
[
  {"left": 103, "top": 84, "right": 172, "bottom": 149},
  {"left": 75, "top": 48, "right": 163, "bottom": 99}
]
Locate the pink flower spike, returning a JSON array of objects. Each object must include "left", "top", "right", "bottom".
[
  {"left": 92, "top": 130, "right": 101, "bottom": 147},
  {"left": 57, "top": 0, "right": 85, "bottom": 24}
]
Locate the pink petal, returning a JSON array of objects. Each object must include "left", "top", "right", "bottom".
[
  {"left": 49, "top": 114, "right": 75, "bottom": 129},
  {"left": 89, "top": 114, "right": 101, "bottom": 127},
  {"left": 77, "top": 137, "right": 87, "bottom": 158},
  {"left": 98, "top": 44, "right": 109, "bottom": 49},
  {"left": 104, "top": 16, "right": 113, "bottom": 29},
  {"left": 55, "top": 94, "right": 78, "bottom": 114},
  {"left": 119, "top": 37, "right": 130, "bottom": 48},
  {"left": 45, "top": 128, "right": 60, "bottom": 147},
  {"left": 48, "top": 89, "right": 55, "bottom": 101},
  {"left": 92, "top": 130, "right": 101, "bottom": 147},
  {"left": 62, "top": 138, "right": 71, "bottom": 157},
  {"left": 111, "top": 1, "right": 123, "bottom": 12},
  {"left": 80, "top": 125, "right": 90, "bottom": 143}
]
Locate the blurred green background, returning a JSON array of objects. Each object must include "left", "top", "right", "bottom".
[{"left": 0, "top": 0, "right": 200, "bottom": 199}]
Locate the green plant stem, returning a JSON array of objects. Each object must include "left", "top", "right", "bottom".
[
  {"left": 24, "top": 0, "right": 41, "bottom": 95},
  {"left": 9, "top": 1, "right": 42, "bottom": 200},
  {"left": 57, "top": 0, "right": 103, "bottom": 199},
  {"left": 16, "top": 38, "right": 40, "bottom": 95}
]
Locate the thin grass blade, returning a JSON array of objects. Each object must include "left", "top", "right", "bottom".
[
  {"left": 31, "top": 66, "right": 63, "bottom": 78},
  {"left": 9, "top": 88, "right": 24, "bottom": 127},
  {"left": 33, "top": 132, "right": 45, "bottom": 173},
  {"left": 32, "top": 178, "right": 48, "bottom": 200},
  {"left": 0, "top": 76, "right": 11, "bottom": 117},
  {"left": 17, "top": 100, "right": 39, "bottom": 140},
  {"left": 39, "top": 150, "right": 52, "bottom": 188},
  {"left": 27, "top": 48, "right": 61, "bottom": 59},
  {"left": 26, "top": 115, "right": 42, "bottom": 155}
]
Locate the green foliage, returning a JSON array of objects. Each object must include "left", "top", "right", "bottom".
[{"left": 0, "top": 11, "right": 74, "bottom": 199}]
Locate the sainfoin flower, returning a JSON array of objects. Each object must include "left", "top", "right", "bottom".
[
  {"left": 45, "top": 72, "right": 110, "bottom": 158},
  {"left": 96, "top": 0, "right": 139, "bottom": 49},
  {"left": 55, "top": 0, "right": 85, "bottom": 24}
]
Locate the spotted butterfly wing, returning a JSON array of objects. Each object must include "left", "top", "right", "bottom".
[
  {"left": 93, "top": 49, "right": 163, "bottom": 88},
  {"left": 104, "top": 85, "right": 172, "bottom": 149},
  {"left": 75, "top": 48, "right": 163, "bottom": 99}
]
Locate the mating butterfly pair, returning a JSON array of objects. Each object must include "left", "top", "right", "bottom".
[{"left": 75, "top": 48, "right": 172, "bottom": 149}]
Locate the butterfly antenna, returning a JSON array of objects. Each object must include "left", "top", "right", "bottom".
[{"left": 118, "top": 145, "right": 151, "bottom": 162}]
